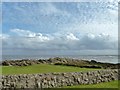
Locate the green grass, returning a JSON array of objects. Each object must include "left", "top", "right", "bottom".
[
  {"left": 0, "top": 67, "right": 2, "bottom": 74},
  {"left": 2, "top": 64, "right": 119, "bottom": 89},
  {"left": 2, "top": 64, "right": 101, "bottom": 75},
  {"left": 64, "top": 80, "right": 119, "bottom": 88}
]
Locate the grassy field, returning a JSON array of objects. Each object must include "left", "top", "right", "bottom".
[
  {"left": 1, "top": 64, "right": 119, "bottom": 89},
  {"left": 63, "top": 80, "right": 119, "bottom": 88},
  {"left": 2, "top": 64, "right": 101, "bottom": 75}
]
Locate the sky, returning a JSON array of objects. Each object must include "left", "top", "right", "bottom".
[{"left": 1, "top": 0, "right": 118, "bottom": 55}]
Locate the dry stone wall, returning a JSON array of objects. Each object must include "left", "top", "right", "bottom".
[{"left": 1, "top": 69, "right": 118, "bottom": 89}]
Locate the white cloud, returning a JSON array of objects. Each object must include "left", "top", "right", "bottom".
[
  {"left": 87, "top": 33, "right": 95, "bottom": 39},
  {"left": 2, "top": 2, "right": 118, "bottom": 55},
  {"left": 81, "top": 33, "right": 117, "bottom": 50},
  {"left": 0, "top": 34, "right": 9, "bottom": 39},
  {"left": 4, "top": 2, "right": 70, "bottom": 26},
  {"left": 59, "top": 22, "right": 118, "bottom": 40},
  {"left": 11, "top": 29, "right": 36, "bottom": 37},
  {"left": 40, "top": 3, "right": 70, "bottom": 17},
  {"left": 11, "top": 29, "right": 50, "bottom": 42},
  {"left": 2, "top": 29, "right": 118, "bottom": 50},
  {"left": 66, "top": 33, "right": 79, "bottom": 40}
]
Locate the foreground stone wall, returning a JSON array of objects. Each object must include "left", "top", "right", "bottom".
[{"left": 2, "top": 69, "right": 118, "bottom": 89}]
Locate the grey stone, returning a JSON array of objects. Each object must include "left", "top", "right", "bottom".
[{"left": 2, "top": 69, "right": 118, "bottom": 88}]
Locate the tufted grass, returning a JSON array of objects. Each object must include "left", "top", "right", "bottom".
[
  {"left": 63, "top": 80, "right": 119, "bottom": 88},
  {"left": 2, "top": 64, "right": 101, "bottom": 75}
]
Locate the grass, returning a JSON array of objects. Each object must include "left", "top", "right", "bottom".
[
  {"left": 2, "top": 64, "right": 101, "bottom": 75},
  {"left": 0, "top": 67, "right": 2, "bottom": 74},
  {"left": 63, "top": 80, "right": 119, "bottom": 88},
  {"left": 2, "top": 64, "right": 119, "bottom": 89}
]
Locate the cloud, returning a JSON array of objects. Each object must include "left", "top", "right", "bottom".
[
  {"left": 11, "top": 29, "right": 35, "bottom": 37},
  {"left": 0, "top": 34, "right": 9, "bottom": 39},
  {"left": 2, "top": 2, "right": 118, "bottom": 55},
  {"left": 2, "top": 29, "right": 118, "bottom": 50},
  {"left": 3, "top": 2, "right": 118, "bottom": 35},
  {"left": 40, "top": 3, "right": 70, "bottom": 17},
  {"left": 66, "top": 33, "right": 79, "bottom": 41},
  {"left": 2, "top": 0, "right": 119, "bottom": 2},
  {"left": 3, "top": 2, "right": 70, "bottom": 26},
  {"left": 80, "top": 33, "right": 117, "bottom": 50},
  {"left": 11, "top": 29, "right": 50, "bottom": 42}
]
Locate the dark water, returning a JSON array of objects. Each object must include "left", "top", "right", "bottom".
[{"left": 1, "top": 55, "right": 118, "bottom": 64}]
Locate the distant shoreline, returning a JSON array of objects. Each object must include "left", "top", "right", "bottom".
[
  {"left": 1, "top": 58, "right": 119, "bottom": 64},
  {"left": 1, "top": 57, "right": 119, "bottom": 69},
  {"left": 1, "top": 55, "right": 118, "bottom": 64}
]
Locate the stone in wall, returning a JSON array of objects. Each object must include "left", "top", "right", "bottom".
[{"left": 2, "top": 69, "right": 118, "bottom": 89}]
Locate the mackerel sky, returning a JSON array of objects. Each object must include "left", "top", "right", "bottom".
[{"left": 1, "top": 0, "right": 118, "bottom": 55}]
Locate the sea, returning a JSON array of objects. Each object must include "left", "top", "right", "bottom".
[{"left": 1, "top": 55, "right": 119, "bottom": 64}]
